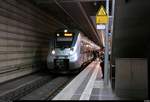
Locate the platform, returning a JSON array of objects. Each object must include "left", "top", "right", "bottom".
[{"left": 53, "top": 60, "right": 121, "bottom": 100}]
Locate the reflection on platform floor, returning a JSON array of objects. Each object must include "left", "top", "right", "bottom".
[{"left": 53, "top": 61, "right": 123, "bottom": 100}]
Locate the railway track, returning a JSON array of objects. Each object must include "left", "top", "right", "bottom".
[
  {"left": 0, "top": 72, "right": 53, "bottom": 102},
  {"left": 0, "top": 61, "right": 93, "bottom": 101},
  {"left": 0, "top": 72, "right": 75, "bottom": 101},
  {"left": 20, "top": 76, "right": 74, "bottom": 100}
]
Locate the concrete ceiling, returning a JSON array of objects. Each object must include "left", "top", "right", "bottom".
[{"left": 28, "top": 0, "right": 112, "bottom": 47}]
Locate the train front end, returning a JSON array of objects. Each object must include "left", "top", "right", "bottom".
[{"left": 47, "top": 29, "right": 81, "bottom": 73}]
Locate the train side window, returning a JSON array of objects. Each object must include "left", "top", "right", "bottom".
[
  {"left": 80, "top": 41, "right": 84, "bottom": 54},
  {"left": 80, "top": 45, "right": 84, "bottom": 54}
]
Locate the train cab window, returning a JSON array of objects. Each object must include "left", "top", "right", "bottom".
[{"left": 55, "top": 32, "right": 74, "bottom": 48}]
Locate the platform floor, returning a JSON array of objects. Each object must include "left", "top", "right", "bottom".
[{"left": 53, "top": 60, "right": 122, "bottom": 100}]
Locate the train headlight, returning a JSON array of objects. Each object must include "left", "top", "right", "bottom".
[{"left": 51, "top": 50, "right": 55, "bottom": 55}]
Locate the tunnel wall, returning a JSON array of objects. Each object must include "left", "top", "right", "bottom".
[{"left": 0, "top": 0, "right": 65, "bottom": 82}]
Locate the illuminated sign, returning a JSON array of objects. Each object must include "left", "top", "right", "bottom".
[
  {"left": 97, "top": 24, "right": 106, "bottom": 29},
  {"left": 64, "top": 33, "right": 73, "bottom": 37}
]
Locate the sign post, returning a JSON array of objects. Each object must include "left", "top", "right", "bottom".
[
  {"left": 96, "top": 2, "right": 109, "bottom": 86},
  {"left": 104, "top": 0, "right": 109, "bottom": 86}
]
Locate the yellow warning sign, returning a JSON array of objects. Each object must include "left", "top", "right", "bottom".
[
  {"left": 96, "top": 5, "right": 108, "bottom": 24},
  {"left": 97, "top": 5, "right": 107, "bottom": 16}
]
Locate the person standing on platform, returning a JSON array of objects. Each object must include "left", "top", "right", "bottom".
[
  {"left": 100, "top": 48, "right": 105, "bottom": 79},
  {"left": 93, "top": 50, "right": 97, "bottom": 61}
]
